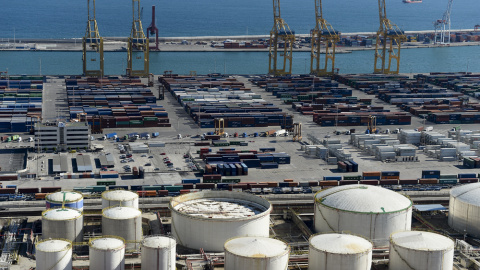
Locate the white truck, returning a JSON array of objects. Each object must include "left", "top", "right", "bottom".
[{"left": 274, "top": 129, "right": 288, "bottom": 137}]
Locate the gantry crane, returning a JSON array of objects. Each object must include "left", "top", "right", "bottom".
[
  {"left": 434, "top": 0, "right": 453, "bottom": 44},
  {"left": 268, "top": 0, "right": 295, "bottom": 76},
  {"left": 310, "top": 0, "right": 340, "bottom": 76},
  {"left": 146, "top": 5, "right": 159, "bottom": 51},
  {"left": 374, "top": 0, "right": 406, "bottom": 74},
  {"left": 83, "top": 0, "right": 104, "bottom": 77},
  {"left": 214, "top": 118, "right": 225, "bottom": 136},
  {"left": 292, "top": 123, "right": 302, "bottom": 141},
  {"left": 127, "top": 0, "right": 150, "bottom": 77}
]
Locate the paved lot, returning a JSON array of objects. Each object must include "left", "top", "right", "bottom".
[{"left": 1, "top": 75, "right": 480, "bottom": 189}]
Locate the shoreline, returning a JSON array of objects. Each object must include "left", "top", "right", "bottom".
[{"left": 0, "top": 29, "right": 479, "bottom": 52}]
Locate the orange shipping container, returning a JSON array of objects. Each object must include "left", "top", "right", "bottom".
[
  {"left": 35, "top": 193, "right": 47, "bottom": 200},
  {"left": 363, "top": 171, "right": 381, "bottom": 177},
  {"left": 284, "top": 179, "right": 294, "bottom": 183},
  {"left": 320, "top": 181, "right": 339, "bottom": 187},
  {"left": 381, "top": 176, "right": 400, "bottom": 180},
  {"left": 419, "top": 179, "right": 438, "bottom": 185}
]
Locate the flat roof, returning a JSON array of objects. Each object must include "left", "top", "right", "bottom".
[
  {"left": 99, "top": 153, "right": 114, "bottom": 167},
  {"left": 52, "top": 155, "right": 68, "bottom": 173},
  {"left": 413, "top": 204, "right": 447, "bottom": 212},
  {"left": 0, "top": 149, "right": 27, "bottom": 173},
  {"left": 76, "top": 154, "right": 92, "bottom": 172}
]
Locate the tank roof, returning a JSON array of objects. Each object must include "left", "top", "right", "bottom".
[
  {"left": 102, "top": 190, "right": 138, "bottom": 201},
  {"left": 310, "top": 233, "right": 372, "bottom": 254},
  {"left": 36, "top": 239, "right": 71, "bottom": 252},
  {"left": 450, "top": 182, "right": 480, "bottom": 204},
  {"left": 391, "top": 231, "right": 454, "bottom": 250},
  {"left": 315, "top": 185, "right": 411, "bottom": 213},
  {"left": 90, "top": 238, "right": 125, "bottom": 250},
  {"left": 224, "top": 237, "right": 289, "bottom": 258},
  {"left": 46, "top": 191, "right": 82, "bottom": 203},
  {"left": 103, "top": 206, "right": 141, "bottom": 219},
  {"left": 43, "top": 208, "right": 82, "bottom": 220},
  {"left": 142, "top": 236, "right": 176, "bottom": 249},
  {"left": 173, "top": 198, "right": 267, "bottom": 219}
]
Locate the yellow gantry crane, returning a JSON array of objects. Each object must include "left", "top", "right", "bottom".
[
  {"left": 268, "top": 0, "right": 295, "bottom": 76},
  {"left": 127, "top": 0, "right": 150, "bottom": 77},
  {"left": 310, "top": 0, "right": 340, "bottom": 76},
  {"left": 83, "top": 0, "right": 104, "bottom": 77},
  {"left": 214, "top": 118, "right": 225, "bottom": 136},
  {"left": 374, "top": 0, "right": 406, "bottom": 74}
]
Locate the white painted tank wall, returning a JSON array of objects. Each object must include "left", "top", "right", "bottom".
[
  {"left": 102, "top": 190, "right": 139, "bottom": 209},
  {"left": 314, "top": 185, "right": 412, "bottom": 247},
  {"left": 89, "top": 237, "right": 125, "bottom": 270},
  {"left": 389, "top": 231, "right": 454, "bottom": 270},
  {"left": 102, "top": 207, "right": 142, "bottom": 250},
  {"left": 224, "top": 237, "right": 289, "bottom": 270},
  {"left": 36, "top": 239, "right": 72, "bottom": 270},
  {"left": 308, "top": 233, "right": 372, "bottom": 270},
  {"left": 141, "top": 236, "right": 176, "bottom": 270},
  {"left": 170, "top": 191, "right": 272, "bottom": 252},
  {"left": 42, "top": 208, "right": 83, "bottom": 243},
  {"left": 449, "top": 183, "right": 480, "bottom": 236}
]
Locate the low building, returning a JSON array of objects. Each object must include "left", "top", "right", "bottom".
[{"left": 35, "top": 122, "right": 90, "bottom": 151}]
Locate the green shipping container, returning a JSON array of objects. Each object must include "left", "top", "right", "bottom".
[
  {"left": 222, "top": 178, "right": 241, "bottom": 183},
  {"left": 439, "top": 179, "right": 458, "bottom": 184}
]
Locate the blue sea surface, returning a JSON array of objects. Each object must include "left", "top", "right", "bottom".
[
  {"left": 0, "top": 0, "right": 479, "bottom": 75},
  {"left": 0, "top": 0, "right": 479, "bottom": 38},
  {"left": 1, "top": 45, "right": 479, "bottom": 75}
]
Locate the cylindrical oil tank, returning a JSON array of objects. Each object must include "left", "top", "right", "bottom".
[
  {"left": 46, "top": 191, "right": 84, "bottom": 211},
  {"left": 224, "top": 236, "right": 289, "bottom": 270},
  {"left": 308, "top": 233, "right": 372, "bottom": 270},
  {"left": 42, "top": 208, "right": 83, "bottom": 243},
  {"left": 102, "top": 206, "right": 142, "bottom": 250},
  {"left": 89, "top": 236, "right": 125, "bottom": 270},
  {"left": 102, "top": 190, "right": 139, "bottom": 209},
  {"left": 36, "top": 239, "right": 72, "bottom": 270},
  {"left": 449, "top": 182, "right": 480, "bottom": 236},
  {"left": 389, "top": 231, "right": 454, "bottom": 270},
  {"left": 141, "top": 236, "right": 176, "bottom": 270},
  {"left": 314, "top": 184, "right": 412, "bottom": 247},
  {"left": 169, "top": 190, "right": 272, "bottom": 252}
]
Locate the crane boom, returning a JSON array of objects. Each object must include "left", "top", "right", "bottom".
[
  {"left": 268, "top": 0, "right": 295, "bottom": 76},
  {"left": 310, "top": 0, "right": 339, "bottom": 76},
  {"left": 82, "top": 0, "right": 104, "bottom": 77},
  {"left": 374, "top": 0, "right": 406, "bottom": 74},
  {"left": 127, "top": 0, "right": 150, "bottom": 77}
]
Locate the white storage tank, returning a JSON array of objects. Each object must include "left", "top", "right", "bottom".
[
  {"left": 102, "top": 190, "right": 139, "bottom": 209},
  {"left": 308, "top": 233, "right": 372, "bottom": 270},
  {"left": 42, "top": 208, "right": 83, "bottom": 243},
  {"left": 389, "top": 231, "right": 454, "bottom": 270},
  {"left": 141, "top": 236, "right": 176, "bottom": 270},
  {"left": 102, "top": 206, "right": 142, "bottom": 250},
  {"left": 36, "top": 239, "right": 72, "bottom": 270},
  {"left": 224, "top": 236, "right": 289, "bottom": 270},
  {"left": 170, "top": 191, "right": 272, "bottom": 251},
  {"left": 46, "top": 191, "right": 84, "bottom": 211},
  {"left": 89, "top": 236, "right": 125, "bottom": 270},
  {"left": 449, "top": 182, "right": 480, "bottom": 236},
  {"left": 314, "top": 184, "right": 412, "bottom": 247}
]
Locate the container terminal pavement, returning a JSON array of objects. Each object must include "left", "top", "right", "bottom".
[{"left": 3, "top": 185, "right": 480, "bottom": 269}]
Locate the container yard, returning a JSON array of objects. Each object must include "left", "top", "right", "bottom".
[{"left": 3, "top": 72, "right": 480, "bottom": 269}]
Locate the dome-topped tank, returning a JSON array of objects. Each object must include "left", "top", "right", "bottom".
[
  {"left": 42, "top": 208, "right": 83, "bottom": 242},
  {"left": 224, "top": 236, "right": 289, "bottom": 270},
  {"left": 89, "top": 236, "right": 125, "bottom": 270},
  {"left": 36, "top": 239, "right": 72, "bottom": 270},
  {"left": 46, "top": 191, "right": 84, "bottom": 211},
  {"left": 102, "top": 206, "right": 142, "bottom": 250},
  {"left": 314, "top": 184, "right": 412, "bottom": 247},
  {"left": 389, "top": 231, "right": 454, "bottom": 270},
  {"left": 141, "top": 236, "right": 176, "bottom": 270},
  {"left": 449, "top": 182, "right": 480, "bottom": 236},
  {"left": 309, "top": 233, "right": 372, "bottom": 270},
  {"left": 102, "top": 190, "right": 139, "bottom": 209}
]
